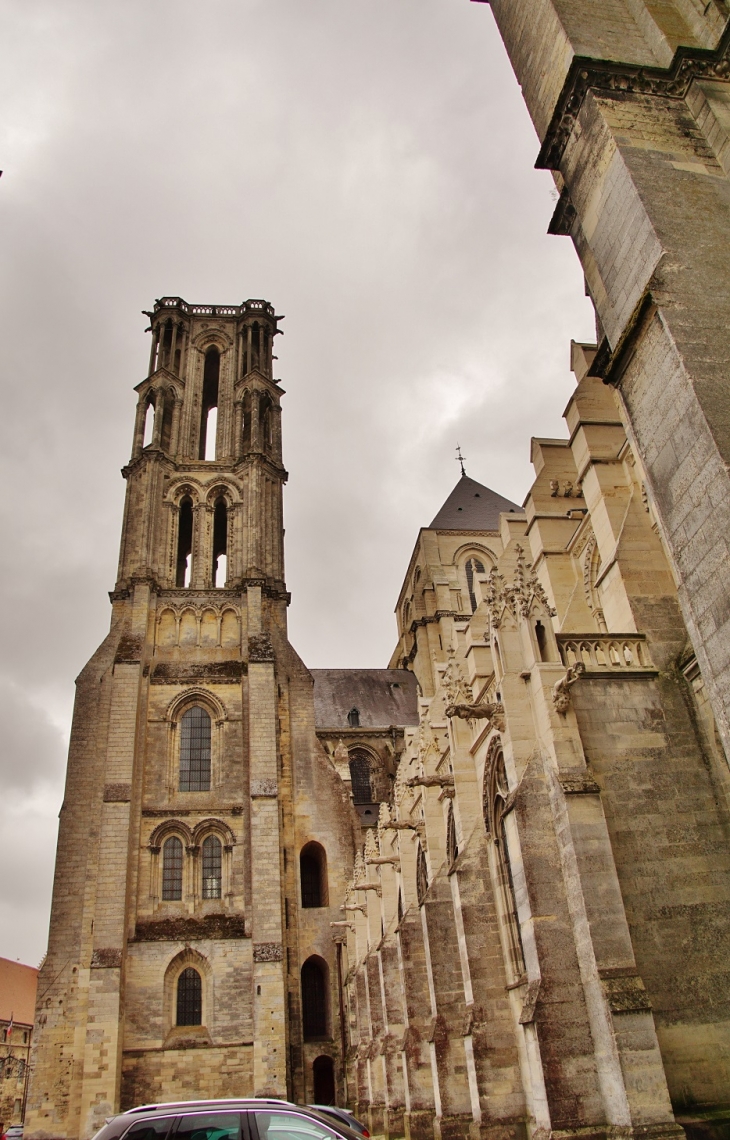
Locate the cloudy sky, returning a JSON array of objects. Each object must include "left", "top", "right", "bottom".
[{"left": 0, "top": 0, "right": 594, "bottom": 966}]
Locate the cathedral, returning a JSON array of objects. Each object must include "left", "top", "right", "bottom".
[{"left": 23, "top": 2, "right": 730, "bottom": 1140}]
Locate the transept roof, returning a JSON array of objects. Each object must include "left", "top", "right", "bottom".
[{"left": 429, "top": 474, "right": 520, "bottom": 531}]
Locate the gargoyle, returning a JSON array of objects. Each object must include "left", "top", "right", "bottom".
[
  {"left": 446, "top": 701, "right": 506, "bottom": 732},
  {"left": 405, "top": 774, "right": 454, "bottom": 789},
  {"left": 552, "top": 662, "right": 585, "bottom": 713}
]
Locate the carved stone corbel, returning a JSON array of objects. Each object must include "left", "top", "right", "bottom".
[{"left": 366, "top": 856, "right": 400, "bottom": 866}]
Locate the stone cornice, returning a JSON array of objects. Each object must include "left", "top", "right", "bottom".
[{"left": 537, "top": 18, "right": 730, "bottom": 171}]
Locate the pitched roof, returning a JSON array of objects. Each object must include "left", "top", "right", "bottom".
[
  {"left": 0, "top": 957, "right": 38, "bottom": 1025},
  {"left": 429, "top": 474, "right": 520, "bottom": 530},
  {"left": 311, "top": 669, "right": 419, "bottom": 729}
]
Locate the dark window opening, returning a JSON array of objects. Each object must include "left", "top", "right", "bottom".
[
  {"left": 301, "top": 957, "right": 328, "bottom": 1039},
  {"left": 259, "top": 394, "right": 273, "bottom": 451},
  {"left": 176, "top": 966, "right": 202, "bottom": 1026},
  {"left": 347, "top": 707, "right": 360, "bottom": 728},
  {"left": 484, "top": 748, "right": 526, "bottom": 979},
  {"left": 179, "top": 705, "right": 212, "bottom": 792},
  {"left": 162, "top": 836, "right": 183, "bottom": 901},
  {"left": 348, "top": 750, "right": 372, "bottom": 803},
  {"left": 199, "top": 347, "right": 220, "bottom": 461},
  {"left": 213, "top": 497, "right": 228, "bottom": 588},
  {"left": 251, "top": 322, "right": 260, "bottom": 371},
  {"left": 161, "top": 395, "right": 173, "bottom": 452},
  {"left": 416, "top": 843, "right": 429, "bottom": 906},
  {"left": 175, "top": 497, "right": 193, "bottom": 588},
  {"left": 202, "top": 835, "right": 222, "bottom": 899},
  {"left": 161, "top": 320, "right": 173, "bottom": 369},
  {"left": 300, "top": 842, "right": 328, "bottom": 908},
  {"left": 447, "top": 801, "right": 459, "bottom": 868},
  {"left": 535, "top": 621, "right": 548, "bottom": 662},
  {"left": 397, "top": 890, "right": 404, "bottom": 923},
  {"left": 312, "top": 1054, "right": 335, "bottom": 1105},
  {"left": 242, "top": 391, "right": 252, "bottom": 450},
  {"left": 465, "top": 557, "right": 486, "bottom": 613}
]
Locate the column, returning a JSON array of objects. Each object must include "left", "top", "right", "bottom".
[{"left": 247, "top": 588, "right": 287, "bottom": 1096}]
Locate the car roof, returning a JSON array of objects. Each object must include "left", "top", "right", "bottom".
[{"left": 125, "top": 1099, "right": 293, "bottom": 1116}]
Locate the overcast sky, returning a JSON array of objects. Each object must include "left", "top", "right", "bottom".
[{"left": 0, "top": 0, "right": 594, "bottom": 966}]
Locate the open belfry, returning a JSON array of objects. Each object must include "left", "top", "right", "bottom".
[{"left": 24, "top": 2, "right": 730, "bottom": 1140}]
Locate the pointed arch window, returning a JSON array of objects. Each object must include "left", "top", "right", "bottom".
[
  {"left": 162, "top": 836, "right": 184, "bottom": 901},
  {"left": 484, "top": 745, "right": 525, "bottom": 979},
  {"left": 143, "top": 399, "right": 155, "bottom": 448},
  {"left": 176, "top": 967, "right": 202, "bottom": 1026},
  {"left": 179, "top": 706, "right": 212, "bottom": 792},
  {"left": 348, "top": 749, "right": 371, "bottom": 803},
  {"left": 465, "top": 557, "right": 486, "bottom": 613},
  {"left": 202, "top": 835, "right": 222, "bottom": 899}
]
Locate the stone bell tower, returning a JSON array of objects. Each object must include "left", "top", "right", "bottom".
[{"left": 25, "top": 298, "right": 358, "bottom": 1140}]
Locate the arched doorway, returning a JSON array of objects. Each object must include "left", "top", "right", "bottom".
[{"left": 312, "top": 1054, "right": 335, "bottom": 1105}]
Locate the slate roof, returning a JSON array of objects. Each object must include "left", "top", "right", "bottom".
[
  {"left": 312, "top": 669, "right": 419, "bottom": 729},
  {"left": 429, "top": 474, "right": 520, "bottom": 531}
]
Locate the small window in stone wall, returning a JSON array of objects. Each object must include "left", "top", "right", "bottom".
[
  {"left": 176, "top": 967, "right": 202, "bottom": 1026},
  {"left": 301, "top": 957, "right": 328, "bottom": 1039},
  {"left": 300, "top": 842, "right": 328, "bottom": 908},
  {"left": 465, "top": 556, "right": 486, "bottom": 612},
  {"left": 162, "top": 836, "right": 183, "bottom": 900}
]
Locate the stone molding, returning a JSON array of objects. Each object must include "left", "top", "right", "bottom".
[{"left": 537, "top": 20, "right": 730, "bottom": 171}]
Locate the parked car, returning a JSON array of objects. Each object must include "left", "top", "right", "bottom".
[
  {"left": 3, "top": 1126, "right": 24, "bottom": 1140},
  {"left": 92, "top": 1100, "right": 365, "bottom": 1140},
  {"left": 307, "top": 1107, "right": 369, "bottom": 1138}
]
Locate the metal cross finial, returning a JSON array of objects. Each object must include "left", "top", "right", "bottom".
[{"left": 456, "top": 444, "right": 467, "bottom": 477}]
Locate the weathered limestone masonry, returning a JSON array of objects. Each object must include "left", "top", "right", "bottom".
[
  {"left": 24, "top": 298, "right": 361, "bottom": 1139},
  {"left": 471, "top": 0, "right": 730, "bottom": 759},
  {"left": 341, "top": 344, "right": 730, "bottom": 1140}
]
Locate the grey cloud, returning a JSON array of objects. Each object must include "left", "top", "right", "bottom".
[{"left": 0, "top": 0, "right": 595, "bottom": 960}]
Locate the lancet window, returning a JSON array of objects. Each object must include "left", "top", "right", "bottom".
[
  {"left": 300, "top": 842, "right": 328, "bottom": 908},
  {"left": 176, "top": 967, "right": 202, "bottom": 1026},
  {"left": 199, "top": 347, "right": 220, "bottom": 461},
  {"left": 301, "top": 957, "right": 328, "bottom": 1039},
  {"left": 446, "top": 800, "right": 459, "bottom": 869},
  {"left": 465, "top": 556, "right": 486, "bottom": 613},
  {"left": 416, "top": 843, "right": 429, "bottom": 906},
  {"left": 484, "top": 745, "right": 525, "bottom": 979},
  {"left": 212, "top": 497, "right": 228, "bottom": 588},
  {"left": 348, "top": 749, "right": 371, "bottom": 803},
  {"left": 179, "top": 706, "right": 212, "bottom": 792},
  {"left": 176, "top": 497, "right": 193, "bottom": 588}
]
